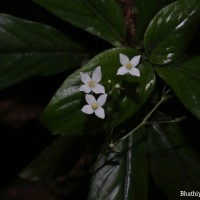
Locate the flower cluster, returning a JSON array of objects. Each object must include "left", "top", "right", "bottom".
[
  {"left": 80, "top": 66, "right": 107, "bottom": 119},
  {"left": 79, "top": 54, "right": 141, "bottom": 119}
]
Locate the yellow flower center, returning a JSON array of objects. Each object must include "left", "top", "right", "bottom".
[
  {"left": 92, "top": 103, "right": 98, "bottom": 110},
  {"left": 126, "top": 63, "right": 132, "bottom": 69},
  {"left": 88, "top": 80, "right": 95, "bottom": 87}
]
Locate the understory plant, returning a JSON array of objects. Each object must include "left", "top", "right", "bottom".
[{"left": 1, "top": 0, "right": 200, "bottom": 199}]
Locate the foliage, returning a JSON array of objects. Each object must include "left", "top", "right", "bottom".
[{"left": 1, "top": 0, "right": 200, "bottom": 199}]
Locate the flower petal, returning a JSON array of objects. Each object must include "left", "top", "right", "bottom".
[
  {"left": 79, "top": 85, "right": 91, "bottom": 93},
  {"left": 129, "top": 67, "right": 140, "bottom": 77},
  {"left": 120, "top": 53, "right": 129, "bottom": 65},
  {"left": 80, "top": 72, "right": 91, "bottom": 84},
  {"left": 85, "top": 94, "right": 96, "bottom": 105},
  {"left": 95, "top": 107, "right": 105, "bottom": 119},
  {"left": 82, "top": 105, "right": 94, "bottom": 114},
  {"left": 92, "top": 84, "right": 105, "bottom": 94},
  {"left": 117, "top": 66, "right": 129, "bottom": 75},
  {"left": 92, "top": 66, "right": 102, "bottom": 83},
  {"left": 97, "top": 94, "right": 107, "bottom": 106},
  {"left": 130, "top": 55, "right": 141, "bottom": 67}
]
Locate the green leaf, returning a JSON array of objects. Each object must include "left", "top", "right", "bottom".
[
  {"left": 155, "top": 55, "right": 200, "bottom": 120},
  {"left": 19, "top": 135, "right": 84, "bottom": 181},
  {"left": 87, "top": 128, "right": 148, "bottom": 200},
  {"left": 144, "top": 0, "right": 200, "bottom": 64},
  {"left": 0, "top": 14, "right": 88, "bottom": 89},
  {"left": 134, "top": 0, "right": 174, "bottom": 45},
  {"left": 40, "top": 48, "right": 155, "bottom": 135},
  {"left": 33, "top": 0, "right": 126, "bottom": 46},
  {"left": 147, "top": 113, "right": 200, "bottom": 198}
]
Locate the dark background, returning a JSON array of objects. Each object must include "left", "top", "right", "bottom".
[{"left": 0, "top": 1, "right": 199, "bottom": 200}]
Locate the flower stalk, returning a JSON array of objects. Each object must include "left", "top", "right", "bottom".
[{"left": 109, "top": 87, "right": 174, "bottom": 147}]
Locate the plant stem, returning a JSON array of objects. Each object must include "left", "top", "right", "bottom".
[
  {"left": 110, "top": 88, "right": 173, "bottom": 146},
  {"left": 147, "top": 116, "right": 186, "bottom": 125}
]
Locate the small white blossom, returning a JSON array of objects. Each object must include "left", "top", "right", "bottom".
[
  {"left": 80, "top": 66, "right": 105, "bottom": 94},
  {"left": 81, "top": 94, "right": 107, "bottom": 119},
  {"left": 117, "top": 54, "right": 141, "bottom": 77},
  {"left": 114, "top": 83, "right": 121, "bottom": 89}
]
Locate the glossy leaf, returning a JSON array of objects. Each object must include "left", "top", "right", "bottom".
[
  {"left": 0, "top": 14, "right": 88, "bottom": 89},
  {"left": 144, "top": 0, "right": 200, "bottom": 64},
  {"left": 155, "top": 55, "right": 200, "bottom": 120},
  {"left": 134, "top": 0, "right": 174, "bottom": 45},
  {"left": 40, "top": 48, "right": 155, "bottom": 135},
  {"left": 33, "top": 0, "right": 126, "bottom": 46},
  {"left": 87, "top": 128, "right": 148, "bottom": 200},
  {"left": 147, "top": 113, "right": 200, "bottom": 198}
]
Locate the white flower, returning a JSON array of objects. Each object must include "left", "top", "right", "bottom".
[
  {"left": 81, "top": 94, "right": 107, "bottom": 119},
  {"left": 117, "top": 54, "right": 141, "bottom": 76},
  {"left": 80, "top": 66, "right": 105, "bottom": 94}
]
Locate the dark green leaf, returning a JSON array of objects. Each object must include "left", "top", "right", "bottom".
[
  {"left": 144, "top": 0, "right": 200, "bottom": 64},
  {"left": 87, "top": 128, "right": 148, "bottom": 200},
  {"left": 155, "top": 55, "right": 200, "bottom": 120},
  {"left": 0, "top": 14, "right": 88, "bottom": 89},
  {"left": 19, "top": 135, "right": 84, "bottom": 181},
  {"left": 147, "top": 113, "right": 200, "bottom": 198},
  {"left": 134, "top": 0, "right": 174, "bottom": 45},
  {"left": 33, "top": 0, "right": 126, "bottom": 46},
  {"left": 40, "top": 48, "right": 155, "bottom": 135}
]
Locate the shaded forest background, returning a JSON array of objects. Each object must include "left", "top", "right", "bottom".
[{"left": 0, "top": 0, "right": 200, "bottom": 200}]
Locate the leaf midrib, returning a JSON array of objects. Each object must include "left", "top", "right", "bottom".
[
  {"left": 123, "top": 136, "right": 133, "bottom": 200},
  {"left": 84, "top": 0, "right": 125, "bottom": 43}
]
